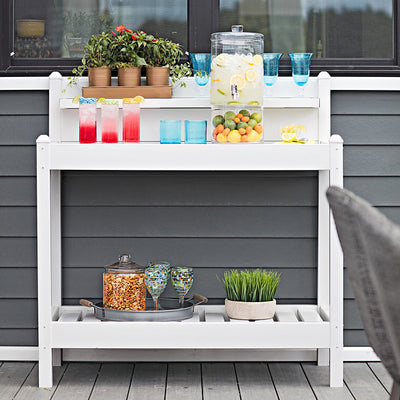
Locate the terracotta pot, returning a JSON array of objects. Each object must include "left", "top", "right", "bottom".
[
  {"left": 118, "top": 67, "right": 142, "bottom": 86},
  {"left": 225, "top": 298, "right": 276, "bottom": 320},
  {"left": 146, "top": 66, "right": 170, "bottom": 86},
  {"left": 88, "top": 66, "right": 111, "bottom": 87}
]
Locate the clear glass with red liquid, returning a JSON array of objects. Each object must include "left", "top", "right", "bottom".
[
  {"left": 79, "top": 98, "right": 97, "bottom": 143},
  {"left": 122, "top": 99, "right": 140, "bottom": 142},
  {"left": 101, "top": 100, "right": 119, "bottom": 143}
]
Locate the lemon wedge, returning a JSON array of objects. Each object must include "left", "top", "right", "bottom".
[
  {"left": 252, "top": 54, "right": 263, "bottom": 65},
  {"left": 281, "top": 131, "right": 297, "bottom": 142},
  {"left": 96, "top": 97, "right": 106, "bottom": 104},
  {"left": 230, "top": 74, "right": 245, "bottom": 90},
  {"left": 72, "top": 96, "right": 82, "bottom": 104},
  {"left": 245, "top": 68, "right": 257, "bottom": 82},
  {"left": 133, "top": 95, "right": 145, "bottom": 104}
]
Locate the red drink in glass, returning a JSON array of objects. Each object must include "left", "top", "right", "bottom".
[
  {"left": 79, "top": 100, "right": 97, "bottom": 143},
  {"left": 101, "top": 102, "right": 119, "bottom": 143},
  {"left": 123, "top": 102, "right": 140, "bottom": 142}
]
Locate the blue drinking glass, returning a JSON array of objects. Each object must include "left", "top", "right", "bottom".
[
  {"left": 288, "top": 53, "right": 313, "bottom": 96},
  {"left": 263, "top": 53, "right": 283, "bottom": 87},
  {"left": 185, "top": 120, "right": 207, "bottom": 144},
  {"left": 189, "top": 53, "right": 211, "bottom": 86},
  {"left": 160, "top": 120, "right": 181, "bottom": 144}
]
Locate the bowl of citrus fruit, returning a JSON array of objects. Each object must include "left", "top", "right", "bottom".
[{"left": 212, "top": 108, "right": 263, "bottom": 144}]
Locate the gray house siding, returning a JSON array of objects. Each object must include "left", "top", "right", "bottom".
[{"left": 0, "top": 89, "right": 398, "bottom": 348}]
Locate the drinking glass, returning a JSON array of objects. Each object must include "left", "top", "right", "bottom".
[
  {"left": 185, "top": 120, "right": 207, "bottom": 144},
  {"left": 79, "top": 98, "right": 97, "bottom": 143},
  {"left": 101, "top": 100, "right": 119, "bottom": 143},
  {"left": 147, "top": 261, "right": 171, "bottom": 279},
  {"left": 189, "top": 53, "right": 211, "bottom": 87},
  {"left": 171, "top": 267, "right": 193, "bottom": 306},
  {"left": 144, "top": 266, "right": 169, "bottom": 310},
  {"left": 288, "top": 53, "right": 313, "bottom": 97},
  {"left": 263, "top": 53, "right": 283, "bottom": 96},
  {"left": 160, "top": 120, "right": 181, "bottom": 144},
  {"left": 122, "top": 99, "right": 140, "bottom": 142}
]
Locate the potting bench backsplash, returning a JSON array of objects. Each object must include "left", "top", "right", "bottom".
[{"left": 36, "top": 72, "right": 343, "bottom": 388}]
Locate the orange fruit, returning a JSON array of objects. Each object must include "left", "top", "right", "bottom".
[
  {"left": 238, "top": 128, "right": 246, "bottom": 135},
  {"left": 242, "top": 116, "right": 249, "bottom": 123},
  {"left": 245, "top": 126, "right": 252, "bottom": 134},
  {"left": 223, "top": 128, "right": 230, "bottom": 136},
  {"left": 254, "top": 124, "right": 263, "bottom": 134},
  {"left": 234, "top": 117, "right": 240, "bottom": 124},
  {"left": 241, "top": 135, "right": 248, "bottom": 142},
  {"left": 236, "top": 113, "right": 243, "bottom": 119},
  {"left": 217, "top": 124, "right": 224, "bottom": 133}
]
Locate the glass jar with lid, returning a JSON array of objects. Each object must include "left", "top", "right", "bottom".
[
  {"left": 210, "top": 25, "right": 264, "bottom": 106},
  {"left": 103, "top": 254, "right": 146, "bottom": 311}
]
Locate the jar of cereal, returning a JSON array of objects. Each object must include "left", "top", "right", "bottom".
[{"left": 103, "top": 254, "right": 145, "bottom": 311}]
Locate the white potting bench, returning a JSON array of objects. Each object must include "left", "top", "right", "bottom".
[{"left": 36, "top": 72, "right": 343, "bottom": 387}]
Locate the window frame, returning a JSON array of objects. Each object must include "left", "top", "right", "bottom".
[{"left": 1, "top": 0, "right": 400, "bottom": 76}]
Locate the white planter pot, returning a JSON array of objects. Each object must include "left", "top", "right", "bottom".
[{"left": 225, "top": 298, "right": 276, "bottom": 320}]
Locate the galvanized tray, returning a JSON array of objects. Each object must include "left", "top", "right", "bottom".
[{"left": 80, "top": 294, "right": 207, "bottom": 322}]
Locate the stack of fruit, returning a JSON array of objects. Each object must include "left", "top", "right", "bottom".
[{"left": 212, "top": 109, "right": 263, "bottom": 143}]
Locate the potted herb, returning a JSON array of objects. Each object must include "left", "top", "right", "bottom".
[
  {"left": 110, "top": 25, "right": 146, "bottom": 86},
  {"left": 69, "top": 32, "right": 114, "bottom": 87},
  {"left": 219, "top": 269, "right": 280, "bottom": 320},
  {"left": 134, "top": 30, "right": 191, "bottom": 86}
]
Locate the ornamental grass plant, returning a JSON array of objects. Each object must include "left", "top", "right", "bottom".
[{"left": 220, "top": 269, "right": 280, "bottom": 302}]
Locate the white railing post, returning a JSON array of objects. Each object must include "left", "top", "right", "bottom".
[
  {"left": 329, "top": 134, "right": 344, "bottom": 387},
  {"left": 37, "top": 135, "right": 53, "bottom": 387}
]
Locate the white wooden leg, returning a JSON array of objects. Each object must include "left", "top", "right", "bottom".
[
  {"left": 329, "top": 135, "right": 344, "bottom": 387},
  {"left": 37, "top": 136, "right": 54, "bottom": 388},
  {"left": 317, "top": 349, "right": 329, "bottom": 366}
]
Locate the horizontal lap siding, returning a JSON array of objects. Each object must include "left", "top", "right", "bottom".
[
  {"left": 0, "top": 89, "right": 395, "bottom": 350},
  {"left": 333, "top": 91, "right": 400, "bottom": 346}
]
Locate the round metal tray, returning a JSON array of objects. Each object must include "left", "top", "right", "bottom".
[{"left": 80, "top": 294, "right": 207, "bottom": 322}]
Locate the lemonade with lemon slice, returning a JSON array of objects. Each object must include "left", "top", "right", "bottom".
[{"left": 210, "top": 53, "right": 263, "bottom": 105}]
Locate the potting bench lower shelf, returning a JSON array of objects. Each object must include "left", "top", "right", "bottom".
[
  {"left": 36, "top": 135, "right": 343, "bottom": 388},
  {"left": 52, "top": 305, "right": 330, "bottom": 349}
]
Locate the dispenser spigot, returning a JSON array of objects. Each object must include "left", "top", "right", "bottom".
[{"left": 231, "top": 83, "right": 239, "bottom": 100}]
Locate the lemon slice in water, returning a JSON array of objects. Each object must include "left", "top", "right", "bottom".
[{"left": 230, "top": 74, "right": 245, "bottom": 90}]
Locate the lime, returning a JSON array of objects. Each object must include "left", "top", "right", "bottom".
[
  {"left": 217, "top": 89, "right": 225, "bottom": 95},
  {"left": 239, "top": 109, "right": 250, "bottom": 117},
  {"left": 248, "top": 101, "right": 260, "bottom": 106},
  {"left": 224, "top": 111, "right": 236, "bottom": 120},
  {"left": 227, "top": 101, "right": 242, "bottom": 105},
  {"left": 237, "top": 121, "right": 248, "bottom": 130},
  {"left": 247, "top": 119, "right": 257, "bottom": 128},
  {"left": 224, "top": 119, "right": 237, "bottom": 131},
  {"left": 212, "top": 115, "right": 224, "bottom": 127},
  {"left": 250, "top": 112, "right": 262, "bottom": 123}
]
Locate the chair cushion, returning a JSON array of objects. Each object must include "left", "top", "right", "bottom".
[{"left": 327, "top": 186, "right": 400, "bottom": 383}]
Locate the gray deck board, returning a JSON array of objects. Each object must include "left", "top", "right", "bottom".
[
  {"left": 166, "top": 363, "right": 202, "bottom": 400},
  {"left": 51, "top": 362, "right": 100, "bottom": 400},
  {"left": 14, "top": 363, "right": 67, "bottom": 400},
  {"left": 0, "top": 361, "right": 390, "bottom": 400},
  {"left": 0, "top": 362, "right": 35, "bottom": 400},
  {"left": 344, "top": 363, "right": 390, "bottom": 400},
  {"left": 127, "top": 363, "right": 167, "bottom": 400},
  {"left": 235, "top": 362, "right": 278, "bottom": 400},
  {"left": 368, "top": 362, "right": 393, "bottom": 393},
  {"left": 269, "top": 362, "right": 316, "bottom": 400},
  {"left": 89, "top": 363, "right": 133, "bottom": 400},
  {"left": 202, "top": 363, "right": 240, "bottom": 400},
  {"left": 302, "top": 364, "right": 354, "bottom": 400}
]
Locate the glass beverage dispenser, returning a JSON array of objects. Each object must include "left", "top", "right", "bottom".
[{"left": 210, "top": 25, "right": 264, "bottom": 143}]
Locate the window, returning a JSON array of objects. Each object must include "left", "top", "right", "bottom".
[{"left": 1, "top": 0, "right": 400, "bottom": 75}]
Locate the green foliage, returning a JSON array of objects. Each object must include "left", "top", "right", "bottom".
[
  {"left": 219, "top": 269, "right": 280, "bottom": 302},
  {"left": 170, "top": 62, "right": 192, "bottom": 87}
]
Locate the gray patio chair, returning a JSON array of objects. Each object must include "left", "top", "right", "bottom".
[{"left": 326, "top": 186, "right": 400, "bottom": 400}]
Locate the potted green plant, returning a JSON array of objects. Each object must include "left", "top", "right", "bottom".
[
  {"left": 219, "top": 269, "right": 280, "bottom": 320},
  {"left": 69, "top": 31, "right": 114, "bottom": 87},
  {"left": 134, "top": 30, "right": 191, "bottom": 86},
  {"left": 110, "top": 25, "right": 146, "bottom": 86}
]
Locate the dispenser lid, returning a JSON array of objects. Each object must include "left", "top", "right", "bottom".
[
  {"left": 106, "top": 254, "right": 143, "bottom": 272},
  {"left": 211, "top": 25, "right": 263, "bottom": 43}
]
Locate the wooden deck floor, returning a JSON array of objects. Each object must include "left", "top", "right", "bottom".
[{"left": 0, "top": 361, "right": 393, "bottom": 400}]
